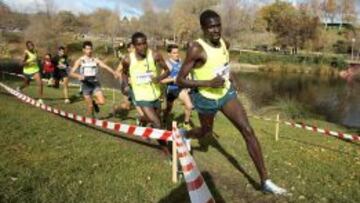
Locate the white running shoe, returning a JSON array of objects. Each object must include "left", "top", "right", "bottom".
[
  {"left": 64, "top": 99, "right": 71, "bottom": 104},
  {"left": 37, "top": 99, "right": 44, "bottom": 105},
  {"left": 262, "top": 179, "right": 287, "bottom": 195},
  {"left": 179, "top": 129, "right": 191, "bottom": 152}
]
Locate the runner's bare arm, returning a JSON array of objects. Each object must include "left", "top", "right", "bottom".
[
  {"left": 22, "top": 52, "right": 29, "bottom": 66},
  {"left": 119, "top": 55, "right": 131, "bottom": 95},
  {"left": 153, "top": 51, "right": 170, "bottom": 83},
  {"left": 115, "top": 61, "right": 123, "bottom": 80},
  {"left": 96, "top": 59, "right": 117, "bottom": 78},
  {"left": 176, "top": 42, "right": 224, "bottom": 88},
  {"left": 121, "top": 55, "right": 130, "bottom": 77},
  {"left": 69, "top": 58, "right": 83, "bottom": 80},
  {"left": 160, "top": 61, "right": 174, "bottom": 84}
]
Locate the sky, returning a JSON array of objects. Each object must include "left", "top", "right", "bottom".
[{"left": 3, "top": 0, "right": 360, "bottom": 18}]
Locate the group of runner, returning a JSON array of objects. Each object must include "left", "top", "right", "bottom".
[
  {"left": 19, "top": 43, "right": 70, "bottom": 104},
  {"left": 18, "top": 10, "right": 287, "bottom": 195}
]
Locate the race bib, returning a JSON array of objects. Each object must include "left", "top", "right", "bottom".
[
  {"left": 83, "top": 66, "right": 97, "bottom": 77},
  {"left": 214, "top": 63, "right": 230, "bottom": 80},
  {"left": 136, "top": 72, "right": 153, "bottom": 84}
]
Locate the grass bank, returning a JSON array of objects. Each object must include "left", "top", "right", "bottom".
[{"left": 0, "top": 77, "right": 359, "bottom": 202}]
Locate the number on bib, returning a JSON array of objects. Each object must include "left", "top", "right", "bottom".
[
  {"left": 214, "top": 63, "right": 230, "bottom": 80},
  {"left": 136, "top": 72, "right": 153, "bottom": 84}
]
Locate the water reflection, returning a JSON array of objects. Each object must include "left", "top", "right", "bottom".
[{"left": 237, "top": 72, "right": 360, "bottom": 128}]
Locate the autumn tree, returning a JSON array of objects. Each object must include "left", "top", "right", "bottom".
[
  {"left": 170, "top": 0, "right": 219, "bottom": 43},
  {"left": 323, "top": 0, "right": 337, "bottom": 24},
  {"left": 340, "top": 0, "right": 357, "bottom": 24},
  {"left": 261, "top": 1, "right": 320, "bottom": 53}
]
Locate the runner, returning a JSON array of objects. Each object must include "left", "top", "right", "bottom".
[
  {"left": 42, "top": 53, "right": 55, "bottom": 87},
  {"left": 18, "top": 41, "right": 44, "bottom": 104},
  {"left": 120, "top": 32, "right": 170, "bottom": 154},
  {"left": 70, "top": 41, "right": 118, "bottom": 116},
  {"left": 116, "top": 42, "right": 146, "bottom": 125},
  {"left": 161, "top": 44, "right": 193, "bottom": 130},
  {"left": 53, "top": 46, "right": 71, "bottom": 104},
  {"left": 176, "top": 10, "right": 287, "bottom": 195}
]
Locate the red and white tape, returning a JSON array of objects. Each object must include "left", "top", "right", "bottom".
[
  {"left": 0, "top": 82, "right": 172, "bottom": 141},
  {"left": 1, "top": 80, "right": 215, "bottom": 203},
  {"left": 250, "top": 115, "right": 359, "bottom": 142},
  {"left": 172, "top": 127, "right": 215, "bottom": 203},
  {"left": 283, "top": 121, "right": 360, "bottom": 142}
]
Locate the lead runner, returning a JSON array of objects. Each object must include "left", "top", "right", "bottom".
[{"left": 176, "top": 10, "right": 287, "bottom": 195}]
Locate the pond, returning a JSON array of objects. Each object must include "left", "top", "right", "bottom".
[{"left": 236, "top": 72, "right": 360, "bottom": 129}]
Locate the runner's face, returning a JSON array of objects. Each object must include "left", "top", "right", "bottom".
[
  {"left": 45, "top": 55, "right": 51, "bottom": 60},
  {"left": 27, "top": 43, "right": 34, "bottom": 50},
  {"left": 202, "top": 17, "right": 222, "bottom": 43},
  {"left": 133, "top": 37, "right": 148, "bottom": 57},
  {"left": 169, "top": 48, "right": 180, "bottom": 61},
  {"left": 58, "top": 49, "right": 64, "bottom": 56},
  {"left": 83, "top": 46, "right": 93, "bottom": 56}
]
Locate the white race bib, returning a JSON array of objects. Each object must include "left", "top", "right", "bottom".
[
  {"left": 136, "top": 72, "right": 153, "bottom": 84},
  {"left": 214, "top": 63, "right": 230, "bottom": 80},
  {"left": 83, "top": 66, "right": 97, "bottom": 77}
]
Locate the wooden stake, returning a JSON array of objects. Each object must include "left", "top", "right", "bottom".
[
  {"left": 112, "top": 88, "right": 115, "bottom": 104},
  {"left": 172, "top": 121, "right": 178, "bottom": 183},
  {"left": 275, "top": 114, "right": 280, "bottom": 141}
]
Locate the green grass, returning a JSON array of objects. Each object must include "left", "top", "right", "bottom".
[
  {"left": 0, "top": 78, "right": 359, "bottom": 203},
  {"left": 236, "top": 51, "right": 348, "bottom": 70}
]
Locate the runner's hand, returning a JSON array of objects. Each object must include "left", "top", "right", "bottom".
[
  {"left": 207, "top": 75, "right": 225, "bottom": 88},
  {"left": 152, "top": 76, "right": 160, "bottom": 84}
]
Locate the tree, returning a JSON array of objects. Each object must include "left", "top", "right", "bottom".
[
  {"left": 23, "top": 0, "right": 60, "bottom": 52},
  {"left": 340, "top": 0, "right": 357, "bottom": 24},
  {"left": 170, "top": 0, "right": 219, "bottom": 43},
  {"left": 261, "top": 1, "right": 320, "bottom": 53},
  {"left": 55, "top": 11, "right": 82, "bottom": 33},
  {"left": 323, "top": 0, "right": 337, "bottom": 24}
]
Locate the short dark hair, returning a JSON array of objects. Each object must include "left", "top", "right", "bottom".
[
  {"left": 26, "top": 41, "right": 33, "bottom": 46},
  {"left": 167, "top": 44, "right": 179, "bottom": 53},
  {"left": 200, "top": 9, "right": 220, "bottom": 27},
  {"left": 58, "top": 46, "right": 65, "bottom": 51},
  {"left": 45, "top": 53, "right": 52, "bottom": 58},
  {"left": 82, "top": 41, "right": 93, "bottom": 48},
  {"left": 131, "top": 32, "right": 147, "bottom": 44}
]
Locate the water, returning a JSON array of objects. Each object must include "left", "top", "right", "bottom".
[{"left": 236, "top": 72, "right": 360, "bottom": 128}]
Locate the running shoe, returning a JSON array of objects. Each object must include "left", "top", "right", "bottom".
[{"left": 262, "top": 179, "right": 287, "bottom": 195}]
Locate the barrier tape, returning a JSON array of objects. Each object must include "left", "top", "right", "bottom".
[
  {"left": 3, "top": 71, "right": 358, "bottom": 143},
  {"left": 172, "top": 127, "right": 215, "bottom": 203},
  {"left": 283, "top": 121, "right": 359, "bottom": 142},
  {"left": 1, "top": 79, "right": 215, "bottom": 203},
  {"left": 250, "top": 115, "right": 359, "bottom": 142},
  {"left": 0, "top": 82, "right": 172, "bottom": 142}
]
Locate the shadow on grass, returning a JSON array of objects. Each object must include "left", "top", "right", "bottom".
[
  {"left": 259, "top": 128, "right": 359, "bottom": 155},
  {"left": 158, "top": 171, "right": 226, "bottom": 203},
  {"left": 192, "top": 134, "right": 261, "bottom": 191}
]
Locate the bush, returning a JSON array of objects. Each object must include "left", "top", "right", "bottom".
[
  {"left": 332, "top": 40, "right": 351, "bottom": 54},
  {"left": 66, "top": 42, "right": 83, "bottom": 53},
  {"left": 3, "top": 32, "right": 23, "bottom": 43},
  {"left": 273, "top": 98, "right": 310, "bottom": 119},
  {"left": 238, "top": 51, "right": 347, "bottom": 69}
]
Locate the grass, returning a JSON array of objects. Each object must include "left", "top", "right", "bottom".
[
  {"left": 236, "top": 51, "right": 347, "bottom": 69},
  {"left": 0, "top": 77, "right": 359, "bottom": 203}
]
